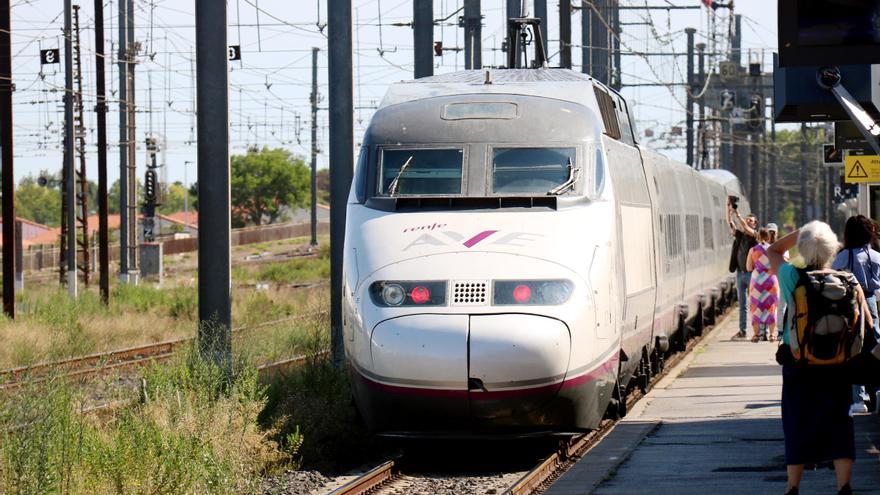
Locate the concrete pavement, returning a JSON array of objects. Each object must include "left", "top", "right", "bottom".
[{"left": 546, "top": 313, "right": 880, "bottom": 495}]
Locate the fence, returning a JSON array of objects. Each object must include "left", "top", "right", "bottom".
[{"left": 15, "top": 221, "right": 330, "bottom": 273}]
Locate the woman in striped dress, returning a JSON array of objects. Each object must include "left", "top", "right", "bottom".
[{"left": 746, "top": 228, "right": 779, "bottom": 342}]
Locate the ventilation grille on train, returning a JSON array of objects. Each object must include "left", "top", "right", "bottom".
[{"left": 452, "top": 281, "right": 488, "bottom": 305}]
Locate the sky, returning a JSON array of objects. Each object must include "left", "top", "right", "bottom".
[{"left": 5, "top": 0, "right": 780, "bottom": 188}]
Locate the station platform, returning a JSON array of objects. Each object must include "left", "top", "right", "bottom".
[{"left": 547, "top": 313, "right": 880, "bottom": 495}]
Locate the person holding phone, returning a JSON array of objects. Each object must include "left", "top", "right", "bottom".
[{"left": 727, "top": 196, "right": 758, "bottom": 340}]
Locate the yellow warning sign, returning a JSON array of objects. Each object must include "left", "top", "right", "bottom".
[{"left": 844, "top": 155, "right": 880, "bottom": 183}]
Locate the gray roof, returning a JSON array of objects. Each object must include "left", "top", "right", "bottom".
[
  {"left": 398, "top": 69, "right": 595, "bottom": 84},
  {"left": 699, "top": 168, "right": 744, "bottom": 194},
  {"left": 380, "top": 69, "right": 602, "bottom": 112}
]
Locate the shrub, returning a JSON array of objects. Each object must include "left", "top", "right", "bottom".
[
  {"left": 0, "top": 349, "right": 288, "bottom": 494},
  {"left": 260, "top": 312, "right": 374, "bottom": 470}
]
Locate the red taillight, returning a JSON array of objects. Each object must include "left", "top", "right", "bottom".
[
  {"left": 411, "top": 285, "right": 431, "bottom": 304},
  {"left": 512, "top": 284, "right": 532, "bottom": 303}
]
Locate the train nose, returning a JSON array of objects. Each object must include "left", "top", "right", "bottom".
[
  {"left": 365, "top": 313, "right": 571, "bottom": 430},
  {"left": 468, "top": 314, "right": 571, "bottom": 422}
]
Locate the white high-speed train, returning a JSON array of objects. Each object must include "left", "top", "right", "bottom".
[{"left": 342, "top": 69, "right": 749, "bottom": 435}]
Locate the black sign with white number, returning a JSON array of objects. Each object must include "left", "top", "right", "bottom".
[
  {"left": 228, "top": 45, "right": 241, "bottom": 61},
  {"left": 40, "top": 49, "right": 59, "bottom": 65}
]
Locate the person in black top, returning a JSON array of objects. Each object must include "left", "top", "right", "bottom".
[{"left": 727, "top": 198, "right": 758, "bottom": 339}]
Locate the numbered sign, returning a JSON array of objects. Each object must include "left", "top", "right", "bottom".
[
  {"left": 40, "top": 49, "right": 59, "bottom": 65},
  {"left": 719, "top": 61, "right": 737, "bottom": 80},
  {"left": 228, "top": 45, "right": 241, "bottom": 61}
]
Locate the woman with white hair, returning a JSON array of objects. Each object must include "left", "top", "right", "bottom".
[{"left": 768, "top": 221, "right": 869, "bottom": 495}]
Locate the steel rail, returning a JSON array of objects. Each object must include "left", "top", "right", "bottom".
[
  {"left": 0, "top": 310, "right": 328, "bottom": 389},
  {"left": 329, "top": 460, "right": 397, "bottom": 495}
]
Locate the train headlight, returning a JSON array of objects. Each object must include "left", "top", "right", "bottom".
[
  {"left": 493, "top": 280, "right": 573, "bottom": 306},
  {"left": 369, "top": 281, "right": 447, "bottom": 307},
  {"left": 381, "top": 284, "right": 406, "bottom": 306}
]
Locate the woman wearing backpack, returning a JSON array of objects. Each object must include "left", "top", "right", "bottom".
[
  {"left": 768, "top": 221, "right": 872, "bottom": 495},
  {"left": 746, "top": 228, "right": 780, "bottom": 342},
  {"left": 831, "top": 215, "right": 880, "bottom": 415}
]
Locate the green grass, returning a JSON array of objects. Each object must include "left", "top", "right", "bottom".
[
  {"left": 233, "top": 243, "right": 330, "bottom": 285},
  {"left": 0, "top": 307, "right": 367, "bottom": 490},
  {"left": 0, "top": 349, "right": 288, "bottom": 494},
  {"left": 258, "top": 314, "right": 375, "bottom": 470}
]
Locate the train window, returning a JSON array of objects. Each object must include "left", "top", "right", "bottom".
[
  {"left": 686, "top": 215, "right": 700, "bottom": 251},
  {"left": 491, "top": 147, "right": 578, "bottom": 195},
  {"left": 614, "top": 95, "right": 635, "bottom": 146},
  {"left": 593, "top": 86, "right": 621, "bottom": 140},
  {"left": 378, "top": 148, "right": 464, "bottom": 196},
  {"left": 354, "top": 147, "right": 368, "bottom": 203},
  {"left": 594, "top": 148, "right": 605, "bottom": 196},
  {"left": 703, "top": 217, "right": 714, "bottom": 250}
]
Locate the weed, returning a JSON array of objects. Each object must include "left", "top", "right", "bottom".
[
  {"left": 0, "top": 348, "right": 288, "bottom": 494},
  {"left": 259, "top": 310, "right": 374, "bottom": 470},
  {"left": 167, "top": 288, "right": 197, "bottom": 320}
]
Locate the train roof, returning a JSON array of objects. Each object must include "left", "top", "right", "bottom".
[
  {"left": 699, "top": 169, "right": 745, "bottom": 194},
  {"left": 379, "top": 69, "right": 600, "bottom": 110}
]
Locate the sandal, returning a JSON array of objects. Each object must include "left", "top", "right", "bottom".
[
  {"left": 768, "top": 335, "right": 777, "bottom": 342},
  {"left": 751, "top": 334, "right": 760, "bottom": 343}
]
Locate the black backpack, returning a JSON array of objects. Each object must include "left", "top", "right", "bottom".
[{"left": 786, "top": 268, "right": 864, "bottom": 366}]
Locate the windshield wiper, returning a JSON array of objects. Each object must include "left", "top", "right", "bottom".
[
  {"left": 547, "top": 158, "right": 579, "bottom": 195},
  {"left": 387, "top": 155, "right": 415, "bottom": 197}
]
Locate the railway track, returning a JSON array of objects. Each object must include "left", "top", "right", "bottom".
[
  {"left": 327, "top": 310, "right": 731, "bottom": 495},
  {"left": 0, "top": 311, "right": 328, "bottom": 390}
]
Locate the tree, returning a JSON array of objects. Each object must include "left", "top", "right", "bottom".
[
  {"left": 316, "top": 168, "right": 330, "bottom": 205},
  {"left": 188, "top": 181, "right": 199, "bottom": 212},
  {"left": 158, "top": 181, "right": 195, "bottom": 216},
  {"left": 16, "top": 175, "right": 61, "bottom": 226},
  {"left": 230, "top": 147, "right": 310, "bottom": 227},
  {"left": 108, "top": 179, "right": 144, "bottom": 215}
]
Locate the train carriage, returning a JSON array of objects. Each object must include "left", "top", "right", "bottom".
[{"left": 342, "top": 69, "right": 749, "bottom": 435}]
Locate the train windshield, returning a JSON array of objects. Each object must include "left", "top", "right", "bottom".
[
  {"left": 379, "top": 148, "right": 464, "bottom": 196},
  {"left": 492, "top": 147, "right": 578, "bottom": 195}
]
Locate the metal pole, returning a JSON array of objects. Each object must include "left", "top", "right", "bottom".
[
  {"left": 559, "top": 0, "right": 571, "bottom": 69},
  {"left": 14, "top": 221, "right": 21, "bottom": 292},
  {"left": 195, "top": 0, "right": 231, "bottom": 366},
  {"left": 535, "top": 0, "right": 548, "bottom": 56},
  {"left": 184, "top": 161, "right": 191, "bottom": 230},
  {"left": 94, "top": 0, "right": 109, "bottom": 304},
  {"left": 685, "top": 27, "right": 695, "bottom": 167},
  {"left": 310, "top": 47, "right": 319, "bottom": 247},
  {"left": 507, "top": 0, "right": 521, "bottom": 69},
  {"left": 590, "top": 0, "right": 608, "bottom": 84},
  {"left": 329, "top": 0, "right": 354, "bottom": 367},
  {"left": 507, "top": 0, "right": 521, "bottom": 19},
  {"left": 732, "top": 15, "right": 741, "bottom": 67},
  {"left": 0, "top": 0, "right": 13, "bottom": 317},
  {"left": 64, "top": 0, "right": 77, "bottom": 297},
  {"left": 126, "top": 0, "right": 137, "bottom": 282},
  {"left": 117, "top": 0, "right": 128, "bottom": 282},
  {"left": 769, "top": 102, "right": 777, "bottom": 220},
  {"left": 581, "top": 0, "right": 590, "bottom": 74},
  {"left": 750, "top": 132, "right": 760, "bottom": 220},
  {"left": 413, "top": 0, "right": 433, "bottom": 79},
  {"left": 697, "top": 42, "right": 706, "bottom": 168},
  {"left": 612, "top": 1, "right": 621, "bottom": 90},
  {"left": 800, "top": 123, "right": 808, "bottom": 226},
  {"left": 463, "top": 0, "right": 482, "bottom": 70}
]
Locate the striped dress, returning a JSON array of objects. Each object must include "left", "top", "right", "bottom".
[{"left": 748, "top": 243, "right": 779, "bottom": 326}]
